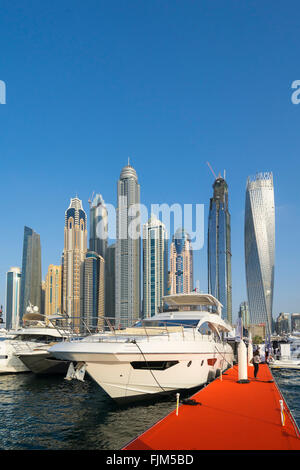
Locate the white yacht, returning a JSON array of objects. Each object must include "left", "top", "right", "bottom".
[
  {"left": 269, "top": 341, "right": 300, "bottom": 370},
  {"left": 50, "top": 293, "right": 234, "bottom": 403},
  {"left": 0, "top": 307, "right": 71, "bottom": 374}
]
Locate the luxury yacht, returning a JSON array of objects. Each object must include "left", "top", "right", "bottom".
[
  {"left": 0, "top": 307, "right": 71, "bottom": 374},
  {"left": 50, "top": 293, "right": 234, "bottom": 402},
  {"left": 269, "top": 340, "right": 300, "bottom": 370}
]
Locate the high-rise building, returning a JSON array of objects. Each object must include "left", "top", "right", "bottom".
[
  {"left": 89, "top": 194, "right": 108, "bottom": 259},
  {"left": 45, "top": 265, "right": 62, "bottom": 318},
  {"left": 169, "top": 228, "right": 193, "bottom": 294},
  {"left": 83, "top": 251, "right": 105, "bottom": 331},
  {"left": 115, "top": 163, "right": 141, "bottom": 328},
  {"left": 143, "top": 215, "right": 168, "bottom": 318},
  {"left": 245, "top": 172, "right": 275, "bottom": 336},
  {"left": 208, "top": 176, "right": 232, "bottom": 323},
  {"left": 6, "top": 267, "right": 21, "bottom": 330},
  {"left": 19, "top": 226, "right": 42, "bottom": 322},
  {"left": 238, "top": 301, "right": 250, "bottom": 329},
  {"left": 105, "top": 243, "right": 116, "bottom": 324},
  {"left": 62, "top": 197, "right": 87, "bottom": 330},
  {"left": 291, "top": 313, "right": 300, "bottom": 333},
  {"left": 275, "top": 313, "right": 289, "bottom": 335}
]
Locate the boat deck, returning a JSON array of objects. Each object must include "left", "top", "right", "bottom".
[{"left": 123, "top": 364, "right": 300, "bottom": 450}]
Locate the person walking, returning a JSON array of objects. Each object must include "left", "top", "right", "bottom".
[{"left": 252, "top": 349, "right": 260, "bottom": 379}]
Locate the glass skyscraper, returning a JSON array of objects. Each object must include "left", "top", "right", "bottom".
[
  {"left": 83, "top": 251, "right": 105, "bottom": 331},
  {"left": 207, "top": 177, "right": 232, "bottom": 323},
  {"left": 115, "top": 163, "right": 141, "bottom": 328},
  {"left": 6, "top": 267, "right": 21, "bottom": 329},
  {"left": 244, "top": 172, "right": 275, "bottom": 335},
  {"left": 19, "top": 226, "right": 42, "bottom": 322},
  {"left": 143, "top": 215, "right": 168, "bottom": 317}
]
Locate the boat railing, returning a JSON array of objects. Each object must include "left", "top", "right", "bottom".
[{"left": 42, "top": 315, "right": 223, "bottom": 344}]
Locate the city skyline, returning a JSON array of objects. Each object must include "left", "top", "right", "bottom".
[{"left": 1, "top": 2, "right": 300, "bottom": 322}]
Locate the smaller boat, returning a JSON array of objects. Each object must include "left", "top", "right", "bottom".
[
  {"left": 269, "top": 343, "right": 300, "bottom": 370},
  {"left": 0, "top": 305, "right": 72, "bottom": 374}
]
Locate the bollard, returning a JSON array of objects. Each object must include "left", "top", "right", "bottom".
[
  {"left": 279, "top": 400, "right": 285, "bottom": 426},
  {"left": 176, "top": 393, "right": 180, "bottom": 416},
  {"left": 237, "top": 340, "right": 250, "bottom": 383}
]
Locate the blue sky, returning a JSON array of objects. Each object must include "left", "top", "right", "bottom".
[{"left": 0, "top": 0, "right": 300, "bottom": 322}]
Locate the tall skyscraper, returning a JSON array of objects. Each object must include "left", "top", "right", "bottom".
[
  {"left": 169, "top": 228, "right": 193, "bottom": 294},
  {"left": 62, "top": 197, "right": 87, "bottom": 329},
  {"left": 6, "top": 267, "right": 21, "bottom": 330},
  {"left": 207, "top": 176, "right": 232, "bottom": 323},
  {"left": 45, "top": 265, "right": 62, "bottom": 317},
  {"left": 83, "top": 251, "right": 105, "bottom": 331},
  {"left": 143, "top": 215, "right": 168, "bottom": 318},
  {"left": 105, "top": 243, "right": 116, "bottom": 324},
  {"left": 115, "top": 162, "right": 141, "bottom": 328},
  {"left": 245, "top": 172, "right": 275, "bottom": 335},
  {"left": 19, "top": 226, "right": 42, "bottom": 322},
  {"left": 89, "top": 193, "right": 108, "bottom": 259}
]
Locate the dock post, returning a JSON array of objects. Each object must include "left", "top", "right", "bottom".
[
  {"left": 237, "top": 340, "right": 250, "bottom": 383},
  {"left": 176, "top": 393, "right": 180, "bottom": 416}
]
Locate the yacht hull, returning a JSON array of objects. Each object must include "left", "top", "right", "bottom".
[
  {"left": 0, "top": 341, "right": 30, "bottom": 373},
  {"left": 17, "top": 350, "right": 70, "bottom": 375},
  {"left": 51, "top": 339, "right": 234, "bottom": 402}
]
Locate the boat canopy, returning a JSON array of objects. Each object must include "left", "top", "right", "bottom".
[{"left": 162, "top": 293, "right": 223, "bottom": 316}]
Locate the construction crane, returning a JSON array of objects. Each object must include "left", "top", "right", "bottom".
[
  {"left": 206, "top": 161, "right": 217, "bottom": 179},
  {"left": 88, "top": 191, "right": 95, "bottom": 207}
]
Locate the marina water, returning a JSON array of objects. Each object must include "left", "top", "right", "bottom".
[{"left": 0, "top": 370, "right": 299, "bottom": 450}]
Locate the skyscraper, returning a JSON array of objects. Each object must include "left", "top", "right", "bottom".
[
  {"left": 19, "top": 226, "right": 42, "bottom": 322},
  {"left": 62, "top": 197, "right": 87, "bottom": 329},
  {"left": 105, "top": 243, "right": 116, "bottom": 324},
  {"left": 143, "top": 215, "right": 168, "bottom": 317},
  {"left": 207, "top": 176, "right": 232, "bottom": 323},
  {"left": 45, "top": 265, "right": 62, "bottom": 317},
  {"left": 245, "top": 172, "right": 275, "bottom": 335},
  {"left": 169, "top": 228, "right": 193, "bottom": 294},
  {"left": 83, "top": 251, "right": 105, "bottom": 331},
  {"left": 115, "top": 162, "right": 141, "bottom": 328},
  {"left": 6, "top": 267, "right": 21, "bottom": 330},
  {"left": 89, "top": 194, "right": 108, "bottom": 259}
]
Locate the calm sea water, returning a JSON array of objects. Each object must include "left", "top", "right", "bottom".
[{"left": 0, "top": 369, "right": 299, "bottom": 450}]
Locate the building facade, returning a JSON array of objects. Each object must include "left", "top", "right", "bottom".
[
  {"left": 115, "top": 163, "right": 141, "bottom": 328},
  {"left": 89, "top": 193, "right": 108, "bottom": 260},
  {"left": 245, "top": 172, "right": 275, "bottom": 336},
  {"left": 238, "top": 301, "right": 250, "bottom": 329},
  {"left": 143, "top": 215, "right": 168, "bottom": 318},
  {"left": 83, "top": 251, "right": 105, "bottom": 331},
  {"left": 45, "top": 265, "right": 62, "bottom": 318},
  {"left": 62, "top": 197, "right": 87, "bottom": 330},
  {"left": 208, "top": 177, "right": 232, "bottom": 323},
  {"left": 19, "top": 226, "right": 42, "bottom": 322},
  {"left": 6, "top": 267, "right": 21, "bottom": 330},
  {"left": 105, "top": 243, "right": 116, "bottom": 324},
  {"left": 169, "top": 228, "right": 193, "bottom": 294},
  {"left": 291, "top": 313, "right": 300, "bottom": 333}
]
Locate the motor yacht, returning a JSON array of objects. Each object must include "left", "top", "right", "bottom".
[
  {"left": 269, "top": 341, "right": 300, "bottom": 370},
  {"left": 50, "top": 293, "right": 234, "bottom": 403},
  {"left": 0, "top": 306, "right": 71, "bottom": 374}
]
